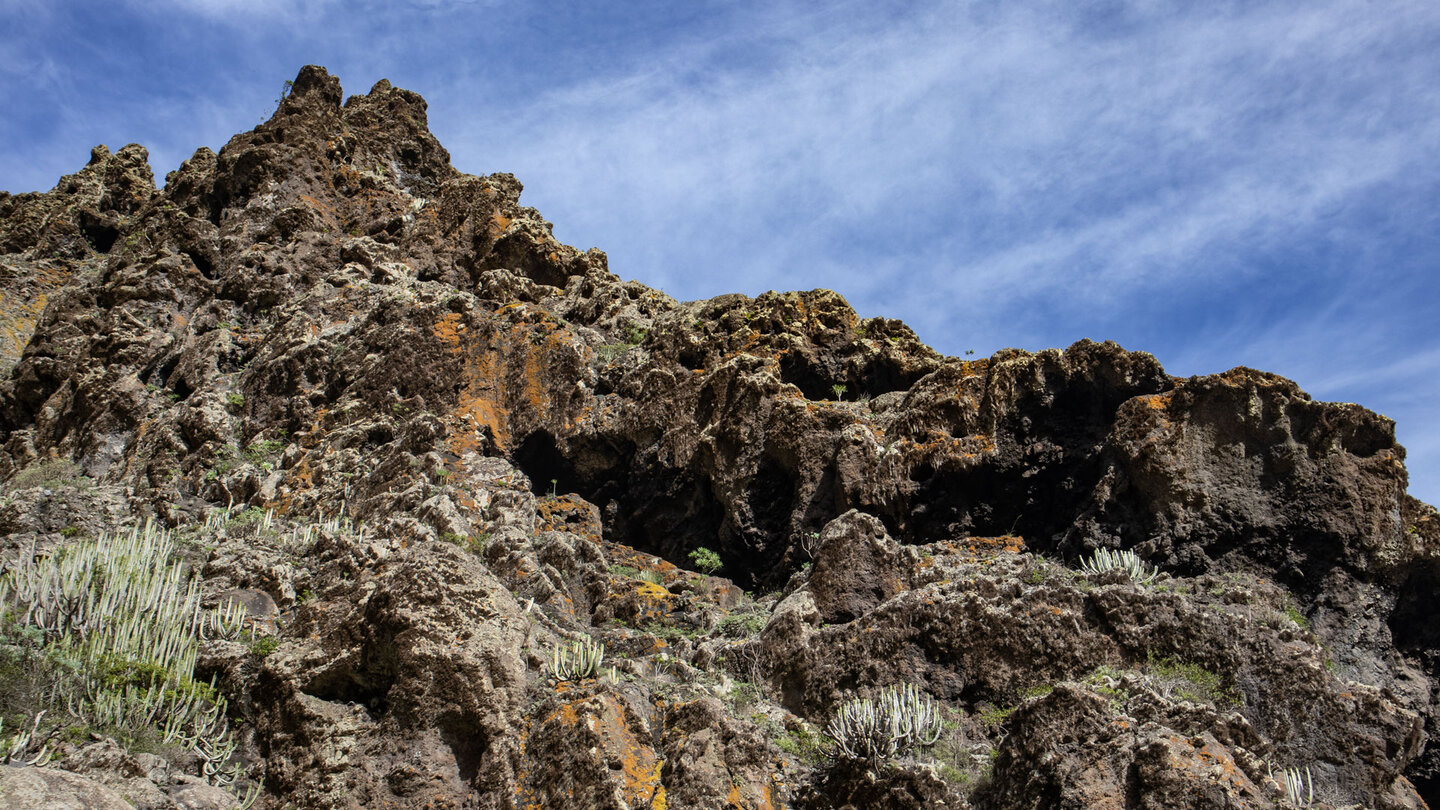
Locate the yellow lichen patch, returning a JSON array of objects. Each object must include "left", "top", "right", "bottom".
[
  {"left": 1136, "top": 392, "right": 1174, "bottom": 411},
  {"left": 960, "top": 535, "right": 1026, "bottom": 554},
  {"left": 0, "top": 261, "right": 70, "bottom": 367},
  {"left": 958, "top": 358, "right": 990, "bottom": 377},
  {"left": 723, "top": 778, "right": 784, "bottom": 810}
]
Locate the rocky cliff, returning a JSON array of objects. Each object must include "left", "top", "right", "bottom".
[{"left": 1, "top": 65, "right": 1437, "bottom": 809}]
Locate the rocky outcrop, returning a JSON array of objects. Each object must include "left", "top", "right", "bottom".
[{"left": 1, "top": 66, "right": 1436, "bottom": 809}]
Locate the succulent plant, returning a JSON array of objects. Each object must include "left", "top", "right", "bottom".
[
  {"left": 1079, "top": 547, "right": 1159, "bottom": 585},
  {"left": 549, "top": 636, "right": 606, "bottom": 681},
  {"left": 0, "top": 519, "right": 252, "bottom": 797},
  {"left": 825, "top": 683, "right": 943, "bottom": 763}
]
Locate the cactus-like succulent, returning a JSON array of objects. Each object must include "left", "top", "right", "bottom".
[
  {"left": 1272, "top": 765, "right": 1314, "bottom": 807},
  {"left": 1079, "top": 547, "right": 1158, "bottom": 584},
  {"left": 549, "top": 636, "right": 606, "bottom": 681},
  {"left": 824, "top": 683, "right": 944, "bottom": 763},
  {"left": 0, "top": 712, "right": 52, "bottom": 766},
  {"left": 0, "top": 519, "right": 252, "bottom": 797}
]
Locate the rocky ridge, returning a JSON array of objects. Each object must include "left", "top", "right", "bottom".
[{"left": 0, "top": 65, "right": 1438, "bottom": 809}]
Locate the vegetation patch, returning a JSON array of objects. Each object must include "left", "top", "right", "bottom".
[
  {"left": 0, "top": 521, "right": 254, "bottom": 800},
  {"left": 7, "top": 458, "right": 90, "bottom": 490},
  {"left": 1145, "top": 653, "right": 1240, "bottom": 708}
]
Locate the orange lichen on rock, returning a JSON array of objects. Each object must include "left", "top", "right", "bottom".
[
  {"left": 490, "top": 210, "right": 512, "bottom": 235},
  {"left": 1136, "top": 392, "right": 1174, "bottom": 411},
  {"left": 521, "top": 692, "right": 667, "bottom": 810},
  {"left": 432, "top": 311, "right": 514, "bottom": 453}
]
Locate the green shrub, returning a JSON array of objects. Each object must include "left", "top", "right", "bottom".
[
  {"left": 775, "top": 725, "right": 825, "bottom": 765},
  {"left": 689, "top": 547, "right": 722, "bottom": 575},
  {"left": 248, "top": 637, "right": 279, "bottom": 658},
  {"left": 717, "top": 612, "right": 767, "bottom": 638},
  {"left": 1282, "top": 602, "right": 1309, "bottom": 630},
  {"left": 1146, "top": 653, "right": 1240, "bottom": 708},
  {"left": 977, "top": 704, "right": 1014, "bottom": 729},
  {"left": 728, "top": 681, "right": 763, "bottom": 711}
]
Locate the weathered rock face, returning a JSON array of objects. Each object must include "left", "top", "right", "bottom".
[{"left": 1, "top": 65, "right": 1437, "bottom": 809}]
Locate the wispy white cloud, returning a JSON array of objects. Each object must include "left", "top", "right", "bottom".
[
  {"left": 450, "top": 1, "right": 1439, "bottom": 304},
  {"left": 130, "top": 0, "right": 339, "bottom": 21}
]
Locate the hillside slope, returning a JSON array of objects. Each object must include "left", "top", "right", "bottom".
[{"left": 1, "top": 65, "right": 1438, "bottom": 809}]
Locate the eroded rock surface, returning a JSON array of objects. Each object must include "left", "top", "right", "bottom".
[{"left": 1, "top": 65, "right": 1437, "bottom": 809}]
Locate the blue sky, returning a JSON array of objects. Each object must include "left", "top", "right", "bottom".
[{"left": 4, "top": 0, "right": 1439, "bottom": 506}]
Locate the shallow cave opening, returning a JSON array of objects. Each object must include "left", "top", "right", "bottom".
[
  {"left": 778, "top": 351, "right": 844, "bottom": 401},
  {"left": 295, "top": 640, "right": 398, "bottom": 721},
  {"left": 1393, "top": 567, "right": 1440, "bottom": 802},
  {"left": 78, "top": 211, "right": 119, "bottom": 253},
  {"left": 183, "top": 247, "right": 216, "bottom": 279},
  {"left": 882, "top": 459, "right": 1086, "bottom": 553},
  {"left": 513, "top": 431, "right": 583, "bottom": 497},
  {"left": 510, "top": 429, "right": 793, "bottom": 589},
  {"left": 439, "top": 724, "right": 487, "bottom": 786},
  {"left": 857, "top": 354, "right": 931, "bottom": 399},
  {"left": 1391, "top": 566, "right": 1440, "bottom": 659},
  {"left": 1411, "top": 768, "right": 1440, "bottom": 810},
  {"left": 778, "top": 349, "right": 930, "bottom": 402}
]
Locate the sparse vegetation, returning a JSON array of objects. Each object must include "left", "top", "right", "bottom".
[
  {"left": 8, "top": 458, "right": 90, "bottom": 490},
  {"left": 1272, "top": 764, "right": 1314, "bottom": 807},
  {"left": 977, "top": 703, "right": 1015, "bottom": 729},
  {"left": 1145, "top": 652, "right": 1240, "bottom": 708},
  {"left": 249, "top": 636, "right": 279, "bottom": 657},
  {"left": 727, "top": 680, "right": 763, "bottom": 711},
  {"left": 717, "top": 611, "right": 767, "bottom": 638},
  {"left": 774, "top": 724, "right": 825, "bottom": 765},
  {"left": 1283, "top": 602, "right": 1309, "bottom": 630}
]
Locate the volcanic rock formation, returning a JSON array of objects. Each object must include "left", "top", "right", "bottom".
[{"left": 1, "top": 65, "right": 1438, "bottom": 809}]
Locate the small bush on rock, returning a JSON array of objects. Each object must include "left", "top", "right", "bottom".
[{"left": 689, "top": 546, "right": 722, "bottom": 575}]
